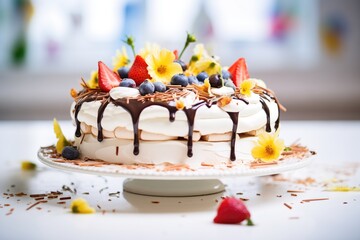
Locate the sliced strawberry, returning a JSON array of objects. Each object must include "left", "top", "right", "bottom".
[
  {"left": 214, "top": 197, "right": 253, "bottom": 225},
  {"left": 228, "top": 58, "right": 250, "bottom": 87},
  {"left": 98, "top": 61, "right": 121, "bottom": 92},
  {"left": 128, "top": 55, "right": 151, "bottom": 86}
]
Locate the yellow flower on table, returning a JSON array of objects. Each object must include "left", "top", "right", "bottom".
[
  {"left": 70, "top": 198, "right": 95, "bottom": 214},
  {"left": 146, "top": 49, "right": 182, "bottom": 84},
  {"left": 240, "top": 79, "right": 255, "bottom": 97},
  {"left": 112, "top": 46, "right": 130, "bottom": 71},
  {"left": 251, "top": 130, "right": 285, "bottom": 162}
]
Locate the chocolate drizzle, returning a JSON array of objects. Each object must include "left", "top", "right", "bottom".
[
  {"left": 74, "top": 92, "right": 108, "bottom": 137},
  {"left": 97, "top": 99, "right": 111, "bottom": 142},
  {"left": 227, "top": 112, "right": 240, "bottom": 161},
  {"left": 259, "top": 98, "right": 271, "bottom": 132},
  {"left": 73, "top": 88, "right": 280, "bottom": 162},
  {"left": 111, "top": 99, "right": 179, "bottom": 155}
]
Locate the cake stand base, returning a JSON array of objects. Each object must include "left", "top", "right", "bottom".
[{"left": 123, "top": 178, "right": 225, "bottom": 197}]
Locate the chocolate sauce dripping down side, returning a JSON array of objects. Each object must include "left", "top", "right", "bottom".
[
  {"left": 227, "top": 112, "right": 240, "bottom": 161},
  {"left": 74, "top": 94, "right": 102, "bottom": 137},
  {"left": 262, "top": 93, "right": 280, "bottom": 131},
  {"left": 183, "top": 101, "right": 208, "bottom": 158},
  {"left": 97, "top": 99, "right": 111, "bottom": 142},
  {"left": 274, "top": 99, "right": 280, "bottom": 130},
  {"left": 110, "top": 99, "right": 178, "bottom": 155},
  {"left": 259, "top": 98, "right": 271, "bottom": 132}
]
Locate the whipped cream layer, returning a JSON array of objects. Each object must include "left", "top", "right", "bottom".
[{"left": 71, "top": 87, "right": 279, "bottom": 138}]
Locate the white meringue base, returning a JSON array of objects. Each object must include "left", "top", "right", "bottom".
[{"left": 75, "top": 134, "right": 257, "bottom": 168}]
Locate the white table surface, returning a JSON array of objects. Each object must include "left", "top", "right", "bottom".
[{"left": 0, "top": 120, "right": 359, "bottom": 240}]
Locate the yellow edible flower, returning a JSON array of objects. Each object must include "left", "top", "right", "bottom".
[
  {"left": 70, "top": 198, "right": 95, "bottom": 214},
  {"left": 251, "top": 130, "right": 285, "bottom": 162},
  {"left": 175, "top": 98, "right": 185, "bottom": 110},
  {"left": 146, "top": 49, "right": 182, "bottom": 84},
  {"left": 21, "top": 161, "right": 37, "bottom": 171},
  {"left": 87, "top": 71, "right": 98, "bottom": 89},
  {"left": 112, "top": 46, "right": 130, "bottom": 71},
  {"left": 139, "top": 43, "right": 160, "bottom": 60},
  {"left": 53, "top": 118, "right": 71, "bottom": 154},
  {"left": 202, "top": 78, "right": 211, "bottom": 94},
  {"left": 190, "top": 57, "right": 221, "bottom": 76},
  {"left": 240, "top": 79, "right": 255, "bottom": 97},
  {"left": 189, "top": 44, "right": 209, "bottom": 66}
]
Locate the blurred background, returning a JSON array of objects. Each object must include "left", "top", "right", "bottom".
[{"left": 0, "top": 0, "right": 359, "bottom": 120}]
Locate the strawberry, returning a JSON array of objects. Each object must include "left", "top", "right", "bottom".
[
  {"left": 98, "top": 61, "right": 121, "bottom": 92},
  {"left": 214, "top": 197, "right": 254, "bottom": 225},
  {"left": 228, "top": 57, "right": 250, "bottom": 87},
  {"left": 128, "top": 55, "right": 151, "bottom": 86}
]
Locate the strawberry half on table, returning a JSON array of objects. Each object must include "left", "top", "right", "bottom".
[
  {"left": 98, "top": 61, "right": 121, "bottom": 92},
  {"left": 214, "top": 197, "right": 254, "bottom": 225},
  {"left": 228, "top": 57, "right": 250, "bottom": 87},
  {"left": 128, "top": 55, "right": 151, "bottom": 86}
]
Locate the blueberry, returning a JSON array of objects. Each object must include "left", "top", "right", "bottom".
[
  {"left": 117, "top": 67, "right": 129, "bottom": 79},
  {"left": 62, "top": 146, "right": 80, "bottom": 160},
  {"left": 188, "top": 75, "right": 199, "bottom": 85},
  {"left": 120, "top": 78, "right": 136, "bottom": 88},
  {"left": 139, "top": 79, "right": 155, "bottom": 95},
  {"left": 153, "top": 81, "right": 166, "bottom": 92},
  {"left": 209, "top": 74, "right": 223, "bottom": 88},
  {"left": 174, "top": 59, "right": 187, "bottom": 71},
  {"left": 222, "top": 69, "right": 231, "bottom": 80},
  {"left": 224, "top": 79, "right": 236, "bottom": 90},
  {"left": 171, "top": 74, "right": 188, "bottom": 87},
  {"left": 196, "top": 72, "right": 208, "bottom": 82}
]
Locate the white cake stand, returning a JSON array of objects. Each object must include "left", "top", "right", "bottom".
[{"left": 38, "top": 148, "right": 314, "bottom": 197}]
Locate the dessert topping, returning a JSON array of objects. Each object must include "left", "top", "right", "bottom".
[
  {"left": 146, "top": 49, "right": 183, "bottom": 84},
  {"left": 228, "top": 57, "right": 250, "bottom": 87},
  {"left": 98, "top": 61, "right": 121, "bottom": 92},
  {"left": 171, "top": 73, "right": 189, "bottom": 87},
  {"left": 128, "top": 55, "right": 151, "bottom": 86},
  {"left": 139, "top": 79, "right": 155, "bottom": 96}
]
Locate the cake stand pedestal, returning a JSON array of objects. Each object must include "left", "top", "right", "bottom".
[{"left": 123, "top": 179, "right": 225, "bottom": 197}]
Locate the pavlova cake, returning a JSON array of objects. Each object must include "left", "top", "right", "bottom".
[{"left": 53, "top": 33, "right": 288, "bottom": 169}]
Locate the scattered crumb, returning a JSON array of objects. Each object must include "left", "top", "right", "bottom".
[{"left": 284, "top": 203, "right": 292, "bottom": 209}]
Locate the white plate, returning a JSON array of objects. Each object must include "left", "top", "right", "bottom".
[{"left": 37, "top": 148, "right": 314, "bottom": 180}]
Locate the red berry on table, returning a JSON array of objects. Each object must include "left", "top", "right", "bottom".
[
  {"left": 228, "top": 58, "right": 250, "bottom": 87},
  {"left": 98, "top": 61, "right": 121, "bottom": 92},
  {"left": 128, "top": 55, "right": 151, "bottom": 86},
  {"left": 213, "top": 197, "right": 254, "bottom": 225}
]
